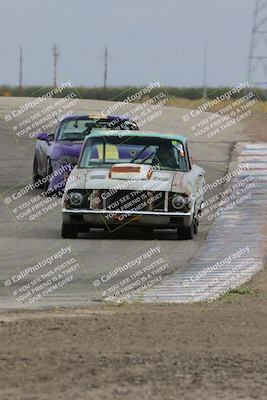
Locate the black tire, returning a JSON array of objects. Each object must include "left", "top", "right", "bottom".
[
  {"left": 177, "top": 222, "right": 194, "bottom": 240},
  {"left": 79, "top": 225, "right": 90, "bottom": 233},
  {"left": 61, "top": 223, "right": 78, "bottom": 239},
  {"left": 193, "top": 216, "right": 199, "bottom": 235},
  {"left": 33, "top": 155, "right": 45, "bottom": 187},
  {"left": 44, "top": 158, "right": 53, "bottom": 192},
  {"left": 142, "top": 227, "right": 153, "bottom": 236}
]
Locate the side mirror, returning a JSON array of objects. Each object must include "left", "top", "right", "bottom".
[{"left": 37, "top": 132, "right": 50, "bottom": 142}]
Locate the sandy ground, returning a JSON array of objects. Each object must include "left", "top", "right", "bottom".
[
  {"left": 244, "top": 111, "right": 267, "bottom": 142},
  {"left": 0, "top": 271, "right": 266, "bottom": 400}
]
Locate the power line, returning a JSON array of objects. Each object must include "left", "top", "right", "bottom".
[
  {"left": 103, "top": 46, "right": 113, "bottom": 92},
  {"left": 104, "top": 45, "right": 108, "bottom": 90},
  {"left": 248, "top": 0, "right": 267, "bottom": 88},
  {"left": 53, "top": 43, "right": 60, "bottom": 87},
  {"left": 19, "top": 46, "right": 23, "bottom": 96},
  {"left": 203, "top": 42, "right": 208, "bottom": 99}
]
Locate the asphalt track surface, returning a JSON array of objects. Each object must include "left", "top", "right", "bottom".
[{"left": 0, "top": 97, "right": 248, "bottom": 309}]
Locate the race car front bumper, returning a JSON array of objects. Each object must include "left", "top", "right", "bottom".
[{"left": 62, "top": 208, "right": 194, "bottom": 228}]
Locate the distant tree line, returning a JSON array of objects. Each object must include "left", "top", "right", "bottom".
[{"left": 0, "top": 85, "right": 265, "bottom": 101}]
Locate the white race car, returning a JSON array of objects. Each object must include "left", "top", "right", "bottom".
[{"left": 62, "top": 131, "right": 205, "bottom": 239}]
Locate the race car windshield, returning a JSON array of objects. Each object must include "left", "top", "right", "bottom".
[
  {"left": 57, "top": 119, "right": 138, "bottom": 141},
  {"left": 79, "top": 136, "right": 188, "bottom": 171}
]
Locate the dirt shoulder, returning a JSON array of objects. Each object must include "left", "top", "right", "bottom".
[
  {"left": 0, "top": 270, "right": 266, "bottom": 400},
  {"left": 244, "top": 111, "right": 267, "bottom": 142}
]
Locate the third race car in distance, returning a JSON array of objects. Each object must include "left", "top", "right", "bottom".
[
  {"left": 33, "top": 115, "right": 138, "bottom": 194},
  {"left": 62, "top": 131, "right": 205, "bottom": 240}
]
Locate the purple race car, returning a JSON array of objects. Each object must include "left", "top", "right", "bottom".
[{"left": 33, "top": 115, "right": 138, "bottom": 194}]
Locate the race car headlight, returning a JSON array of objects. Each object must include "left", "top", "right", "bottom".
[
  {"left": 64, "top": 190, "right": 92, "bottom": 209},
  {"left": 171, "top": 194, "right": 186, "bottom": 210},
  {"left": 58, "top": 155, "right": 79, "bottom": 165},
  {"left": 69, "top": 191, "right": 83, "bottom": 206}
]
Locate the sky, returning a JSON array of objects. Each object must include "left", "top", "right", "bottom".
[{"left": 0, "top": 0, "right": 254, "bottom": 88}]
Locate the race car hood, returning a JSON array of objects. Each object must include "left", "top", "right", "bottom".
[
  {"left": 51, "top": 141, "right": 83, "bottom": 159},
  {"left": 66, "top": 166, "right": 190, "bottom": 193}
]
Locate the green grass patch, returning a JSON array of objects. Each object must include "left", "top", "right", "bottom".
[{"left": 222, "top": 286, "right": 261, "bottom": 301}]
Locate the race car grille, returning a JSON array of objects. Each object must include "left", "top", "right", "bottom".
[
  {"left": 91, "top": 190, "right": 166, "bottom": 212},
  {"left": 65, "top": 190, "right": 191, "bottom": 213}
]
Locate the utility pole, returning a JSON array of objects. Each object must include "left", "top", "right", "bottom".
[
  {"left": 19, "top": 46, "right": 23, "bottom": 96},
  {"left": 53, "top": 43, "right": 60, "bottom": 87},
  {"left": 248, "top": 0, "right": 267, "bottom": 89},
  {"left": 203, "top": 42, "right": 208, "bottom": 100},
  {"left": 103, "top": 45, "right": 108, "bottom": 91}
]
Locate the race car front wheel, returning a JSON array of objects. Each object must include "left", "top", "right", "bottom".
[
  {"left": 44, "top": 158, "right": 53, "bottom": 191},
  {"left": 177, "top": 221, "right": 194, "bottom": 240},
  {"left": 33, "top": 156, "right": 45, "bottom": 187},
  {"left": 61, "top": 223, "right": 78, "bottom": 239}
]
